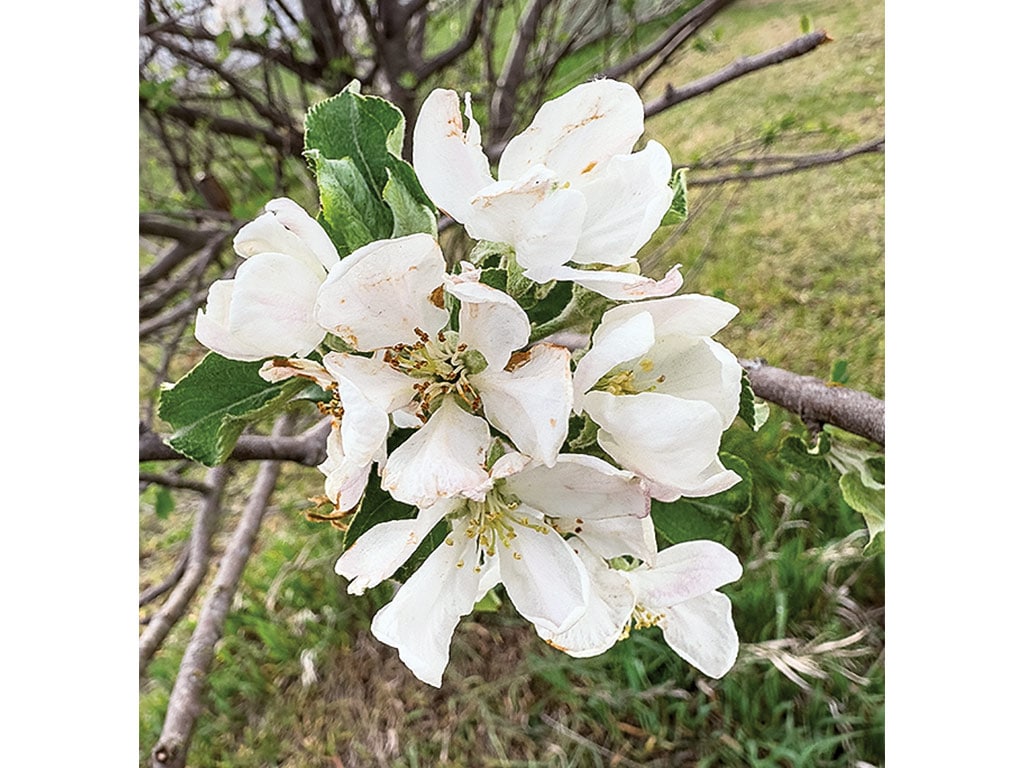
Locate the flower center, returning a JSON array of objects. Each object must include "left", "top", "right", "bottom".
[
  {"left": 446, "top": 482, "right": 550, "bottom": 567},
  {"left": 594, "top": 360, "right": 665, "bottom": 396},
  {"left": 382, "top": 327, "right": 488, "bottom": 421}
]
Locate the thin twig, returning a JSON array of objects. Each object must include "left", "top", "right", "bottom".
[
  {"left": 139, "top": 465, "right": 229, "bottom": 672},
  {"left": 688, "top": 138, "right": 884, "bottom": 186},
  {"left": 140, "top": 546, "right": 191, "bottom": 607},
  {"left": 150, "top": 415, "right": 293, "bottom": 768}
]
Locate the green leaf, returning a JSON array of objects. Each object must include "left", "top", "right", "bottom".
[
  {"left": 650, "top": 453, "right": 751, "bottom": 546},
  {"left": 779, "top": 432, "right": 834, "bottom": 482},
  {"left": 800, "top": 14, "right": 812, "bottom": 34},
  {"left": 659, "top": 167, "right": 689, "bottom": 226},
  {"left": 474, "top": 588, "right": 503, "bottom": 613},
  {"left": 839, "top": 471, "right": 884, "bottom": 554},
  {"left": 829, "top": 358, "right": 850, "bottom": 385},
  {"left": 158, "top": 353, "right": 304, "bottom": 466},
  {"left": 383, "top": 167, "right": 437, "bottom": 238},
  {"left": 308, "top": 152, "right": 384, "bottom": 253}
]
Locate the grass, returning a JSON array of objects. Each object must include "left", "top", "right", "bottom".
[{"left": 140, "top": 0, "right": 885, "bottom": 764}]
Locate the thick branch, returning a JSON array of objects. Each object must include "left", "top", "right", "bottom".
[
  {"left": 154, "top": 101, "right": 304, "bottom": 157},
  {"left": 139, "top": 418, "right": 332, "bottom": 466},
  {"left": 139, "top": 465, "right": 228, "bottom": 672},
  {"left": 151, "top": 416, "right": 291, "bottom": 768},
  {"left": 490, "top": 0, "right": 555, "bottom": 142},
  {"left": 741, "top": 358, "right": 884, "bottom": 447},
  {"left": 644, "top": 30, "right": 832, "bottom": 118},
  {"left": 415, "top": 0, "right": 488, "bottom": 80}
]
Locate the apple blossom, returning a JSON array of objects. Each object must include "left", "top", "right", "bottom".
[
  {"left": 412, "top": 80, "right": 682, "bottom": 300},
  {"left": 314, "top": 233, "right": 573, "bottom": 509},
  {"left": 335, "top": 451, "right": 651, "bottom": 686},
  {"left": 195, "top": 198, "right": 338, "bottom": 361},
  {"left": 573, "top": 294, "right": 744, "bottom": 500},
  {"left": 540, "top": 532, "right": 742, "bottom": 678},
  {"left": 202, "top": 0, "right": 267, "bottom": 39}
]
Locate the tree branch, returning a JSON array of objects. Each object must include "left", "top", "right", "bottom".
[
  {"left": 139, "top": 465, "right": 229, "bottom": 673},
  {"left": 643, "top": 30, "right": 832, "bottom": 119},
  {"left": 151, "top": 416, "right": 292, "bottom": 768},
  {"left": 687, "top": 138, "right": 884, "bottom": 186},
  {"left": 741, "top": 358, "right": 884, "bottom": 447},
  {"left": 139, "top": 418, "right": 332, "bottom": 466}
]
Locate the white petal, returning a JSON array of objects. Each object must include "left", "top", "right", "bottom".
[
  {"left": 263, "top": 197, "right": 339, "bottom": 270},
  {"left": 370, "top": 532, "right": 482, "bottom": 687},
  {"left": 646, "top": 459, "right": 741, "bottom": 501},
  {"left": 659, "top": 591, "right": 739, "bottom": 679},
  {"left": 498, "top": 80, "right": 644, "bottom": 183},
  {"left": 322, "top": 353, "right": 414, "bottom": 467},
  {"left": 412, "top": 89, "right": 495, "bottom": 224},
  {"left": 467, "top": 170, "right": 587, "bottom": 273},
  {"left": 504, "top": 453, "right": 648, "bottom": 524},
  {"left": 194, "top": 280, "right": 270, "bottom": 361},
  {"left": 571, "top": 513, "right": 658, "bottom": 562},
  {"left": 473, "top": 343, "right": 573, "bottom": 466},
  {"left": 444, "top": 278, "right": 530, "bottom": 369},
  {"left": 498, "top": 514, "right": 590, "bottom": 634},
  {"left": 538, "top": 538, "right": 635, "bottom": 658},
  {"left": 573, "top": 142, "right": 673, "bottom": 265},
  {"left": 572, "top": 310, "right": 656, "bottom": 408},
  {"left": 203, "top": 252, "right": 325, "bottom": 360},
  {"left": 598, "top": 294, "right": 739, "bottom": 340},
  {"left": 232, "top": 201, "right": 325, "bottom": 274},
  {"left": 629, "top": 540, "right": 742, "bottom": 605},
  {"left": 318, "top": 423, "right": 374, "bottom": 512},
  {"left": 381, "top": 398, "right": 491, "bottom": 508},
  {"left": 644, "top": 338, "right": 742, "bottom": 429},
  {"left": 259, "top": 357, "right": 334, "bottom": 390},
  {"left": 334, "top": 498, "right": 457, "bottom": 595},
  {"left": 539, "top": 263, "right": 683, "bottom": 301},
  {"left": 583, "top": 390, "right": 725, "bottom": 490},
  {"left": 316, "top": 233, "right": 449, "bottom": 351}
]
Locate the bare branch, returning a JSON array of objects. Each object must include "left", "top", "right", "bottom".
[
  {"left": 150, "top": 416, "right": 292, "bottom": 768},
  {"left": 139, "top": 546, "right": 190, "bottom": 607},
  {"left": 139, "top": 465, "right": 229, "bottom": 672},
  {"left": 687, "top": 138, "right": 884, "bottom": 186},
  {"left": 490, "top": 0, "right": 556, "bottom": 143},
  {"left": 741, "top": 358, "right": 884, "bottom": 447},
  {"left": 415, "top": 0, "right": 489, "bottom": 80},
  {"left": 643, "top": 30, "right": 833, "bottom": 119},
  {"left": 139, "top": 471, "right": 212, "bottom": 494},
  {"left": 154, "top": 101, "right": 304, "bottom": 157},
  {"left": 139, "top": 418, "right": 332, "bottom": 466}
]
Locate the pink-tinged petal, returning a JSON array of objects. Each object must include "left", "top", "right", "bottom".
[
  {"left": 263, "top": 197, "right": 339, "bottom": 270},
  {"left": 572, "top": 142, "right": 673, "bottom": 265},
  {"left": 259, "top": 357, "right": 334, "bottom": 390},
  {"left": 201, "top": 252, "right": 325, "bottom": 360},
  {"left": 318, "top": 423, "right": 374, "bottom": 512},
  {"left": 412, "top": 89, "right": 495, "bottom": 224},
  {"left": 498, "top": 80, "right": 644, "bottom": 183},
  {"left": 504, "top": 454, "right": 648, "bottom": 523},
  {"left": 316, "top": 234, "right": 448, "bottom": 351},
  {"left": 629, "top": 540, "right": 742, "bottom": 605},
  {"left": 370, "top": 532, "right": 482, "bottom": 687},
  {"left": 583, "top": 390, "right": 725, "bottom": 490},
  {"left": 658, "top": 591, "right": 740, "bottom": 679},
  {"left": 538, "top": 538, "right": 635, "bottom": 657},
  {"left": 572, "top": 311, "right": 656, "bottom": 408},
  {"left": 334, "top": 497, "right": 458, "bottom": 595},
  {"left": 644, "top": 338, "right": 742, "bottom": 429},
  {"left": 539, "top": 263, "right": 683, "bottom": 301},
  {"left": 444, "top": 278, "right": 530, "bottom": 369},
  {"left": 194, "top": 280, "right": 270, "bottom": 361},
  {"left": 381, "top": 398, "right": 491, "bottom": 508},
  {"left": 232, "top": 202, "right": 325, "bottom": 274},
  {"left": 599, "top": 294, "right": 739, "bottom": 340},
  {"left": 473, "top": 343, "right": 573, "bottom": 466},
  {"left": 498, "top": 514, "right": 590, "bottom": 634}
]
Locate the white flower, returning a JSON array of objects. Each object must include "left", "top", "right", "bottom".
[
  {"left": 541, "top": 532, "right": 742, "bottom": 678},
  {"left": 573, "top": 294, "right": 743, "bottom": 500},
  {"left": 202, "top": 0, "right": 267, "bottom": 39},
  {"left": 314, "top": 233, "right": 573, "bottom": 509},
  {"left": 412, "top": 80, "right": 681, "bottom": 300},
  {"left": 334, "top": 452, "right": 651, "bottom": 686},
  {"left": 195, "top": 198, "right": 338, "bottom": 361}
]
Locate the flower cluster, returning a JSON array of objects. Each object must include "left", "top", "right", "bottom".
[{"left": 195, "top": 79, "right": 745, "bottom": 687}]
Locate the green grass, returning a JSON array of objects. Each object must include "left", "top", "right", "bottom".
[{"left": 140, "top": 0, "right": 884, "bottom": 764}]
